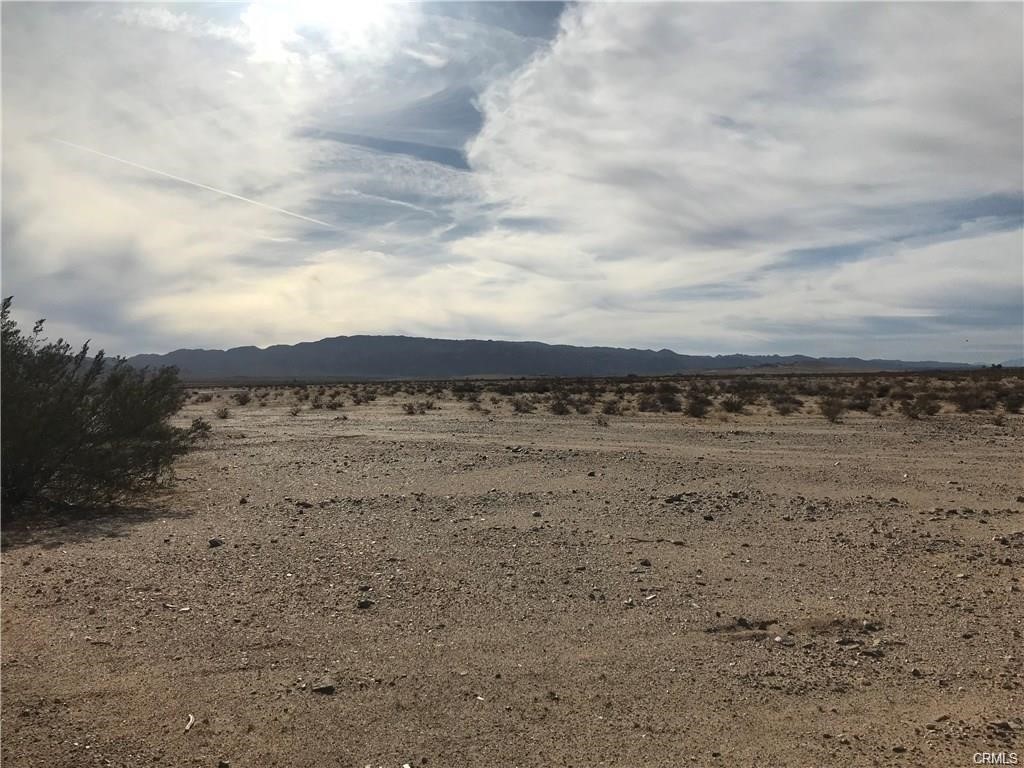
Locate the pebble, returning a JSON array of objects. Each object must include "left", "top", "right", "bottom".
[
  {"left": 357, "top": 599, "right": 375, "bottom": 610},
  {"left": 311, "top": 679, "right": 337, "bottom": 695},
  {"left": 208, "top": 538, "right": 225, "bottom": 548}
]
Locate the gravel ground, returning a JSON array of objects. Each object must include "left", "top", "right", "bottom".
[{"left": 2, "top": 391, "right": 1022, "bottom": 767}]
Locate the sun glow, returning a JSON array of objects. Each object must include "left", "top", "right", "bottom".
[{"left": 240, "top": 1, "right": 411, "bottom": 64}]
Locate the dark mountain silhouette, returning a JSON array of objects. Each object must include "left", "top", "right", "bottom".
[{"left": 127, "top": 335, "right": 976, "bottom": 381}]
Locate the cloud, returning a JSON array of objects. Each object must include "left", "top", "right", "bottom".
[
  {"left": 463, "top": 2, "right": 1023, "bottom": 359},
  {"left": 2, "top": 2, "right": 1021, "bottom": 363}
]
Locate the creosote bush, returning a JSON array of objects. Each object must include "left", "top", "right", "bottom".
[
  {"left": 819, "top": 396, "right": 847, "bottom": 423},
  {"left": 1, "top": 297, "right": 196, "bottom": 509}
]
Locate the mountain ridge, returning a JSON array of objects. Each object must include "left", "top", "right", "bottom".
[{"left": 126, "top": 334, "right": 978, "bottom": 381}]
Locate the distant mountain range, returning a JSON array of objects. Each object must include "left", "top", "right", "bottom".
[{"left": 126, "top": 335, "right": 980, "bottom": 381}]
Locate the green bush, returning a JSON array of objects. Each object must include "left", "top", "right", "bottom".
[{"left": 1, "top": 298, "right": 194, "bottom": 508}]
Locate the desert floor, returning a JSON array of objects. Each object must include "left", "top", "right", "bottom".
[{"left": 3, "top": 392, "right": 1022, "bottom": 767}]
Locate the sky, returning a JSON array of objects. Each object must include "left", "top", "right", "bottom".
[{"left": 2, "top": 1, "right": 1022, "bottom": 363}]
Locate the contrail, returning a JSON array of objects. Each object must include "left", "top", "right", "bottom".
[{"left": 52, "top": 138, "right": 337, "bottom": 229}]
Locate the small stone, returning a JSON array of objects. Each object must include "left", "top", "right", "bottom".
[
  {"left": 208, "top": 538, "right": 225, "bottom": 548},
  {"left": 703, "top": 514, "right": 714, "bottom": 522},
  {"left": 238, "top": 496, "right": 248, "bottom": 505},
  {"left": 357, "top": 599, "right": 375, "bottom": 610},
  {"left": 892, "top": 745, "right": 906, "bottom": 753},
  {"left": 311, "top": 679, "right": 336, "bottom": 695},
  {"left": 532, "top": 511, "right": 542, "bottom": 517},
  {"left": 218, "top": 761, "right": 231, "bottom": 768},
  {"left": 639, "top": 558, "right": 652, "bottom": 567},
  {"left": 587, "top": 471, "right": 597, "bottom": 477}
]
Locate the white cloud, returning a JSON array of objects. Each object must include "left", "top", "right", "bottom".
[
  {"left": 2, "top": 2, "right": 1021, "bottom": 362},
  {"left": 461, "top": 2, "right": 1023, "bottom": 359}
]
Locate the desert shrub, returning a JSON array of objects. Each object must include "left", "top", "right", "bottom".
[
  {"left": 601, "top": 399, "right": 622, "bottom": 415},
  {"left": 770, "top": 394, "right": 802, "bottom": 416},
  {"left": 189, "top": 417, "right": 213, "bottom": 439},
  {"left": 657, "top": 391, "right": 682, "bottom": 412},
  {"left": 1, "top": 298, "right": 194, "bottom": 508},
  {"left": 819, "top": 396, "right": 846, "bottom": 423},
  {"left": 574, "top": 399, "right": 593, "bottom": 414},
  {"left": 847, "top": 392, "right": 873, "bottom": 412},
  {"left": 637, "top": 395, "right": 660, "bottom": 412},
  {"left": 194, "top": 392, "right": 214, "bottom": 403},
  {"left": 231, "top": 391, "right": 252, "bottom": 406},
  {"left": 949, "top": 388, "right": 995, "bottom": 413},
  {"left": 325, "top": 400, "right": 343, "bottom": 411},
  {"left": 288, "top": 406, "right": 301, "bottom": 416},
  {"left": 310, "top": 395, "right": 324, "bottom": 409},
  {"left": 991, "top": 413, "right": 1007, "bottom": 427},
  {"left": 685, "top": 393, "right": 713, "bottom": 418},
  {"left": 1002, "top": 390, "right": 1024, "bottom": 413},
  {"left": 214, "top": 406, "right": 230, "bottom": 419},
  {"left": 402, "top": 402, "right": 417, "bottom": 415},
  {"left": 720, "top": 396, "right": 745, "bottom": 414},
  {"left": 594, "top": 415, "right": 610, "bottom": 427},
  {"left": 550, "top": 398, "right": 571, "bottom": 415},
  {"left": 900, "top": 393, "right": 941, "bottom": 419},
  {"left": 511, "top": 396, "right": 536, "bottom": 413}
]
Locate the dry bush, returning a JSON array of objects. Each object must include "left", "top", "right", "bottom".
[
  {"left": 550, "top": 398, "right": 571, "bottom": 415},
  {"left": 601, "top": 399, "right": 623, "bottom": 415},
  {"left": 685, "top": 393, "right": 713, "bottom": 418},
  {"left": 214, "top": 406, "right": 231, "bottom": 419},
  {"left": 720, "top": 396, "right": 745, "bottom": 414},
  {"left": 232, "top": 391, "right": 252, "bottom": 406},
  {"left": 819, "top": 397, "right": 846, "bottom": 423},
  {"left": 900, "top": 393, "right": 941, "bottom": 419},
  {"left": 512, "top": 396, "right": 536, "bottom": 413},
  {"left": 771, "top": 394, "right": 802, "bottom": 415}
]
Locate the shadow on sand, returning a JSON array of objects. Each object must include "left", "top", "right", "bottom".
[{"left": 1, "top": 501, "right": 192, "bottom": 550}]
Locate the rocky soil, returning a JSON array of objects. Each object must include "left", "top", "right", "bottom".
[{"left": 3, "top": 392, "right": 1022, "bottom": 767}]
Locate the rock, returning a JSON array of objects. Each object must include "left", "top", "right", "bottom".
[
  {"left": 703, "top": 514, "right": 714, "bottom": 521},
  {"left": 356, "top": 599, "right": 375, "bottom": 610},
  {"left": 532, "top": 511, "right": 542, "bottom": 517},
  {"left": 218, "top": 761, "right": 231, "bottom": 768},
  {"left": 587, "top": 471, "right": 597, "bottom": 477},
  {"left": 311, "top": 679, "right": 336, "bottom": 695},
  {"left": 238, "top": 496, "right": 248, "bottom": 505},
  {"left": 639, "top": 558, "right": 652, "bottom": 567},
  {"left": 208, "top": 538, "right": 225, "bottom": 548},
  {"left": 358, "top": 584, "right": 371, "bottom": 592},
  {"left": 892, "top": 745, "right": 906, "bottom": 753}
]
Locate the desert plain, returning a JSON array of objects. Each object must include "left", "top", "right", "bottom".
[{"left": 2, "top": 373, "right": 1022, "bottom": 768}]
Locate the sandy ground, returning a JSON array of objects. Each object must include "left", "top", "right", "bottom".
[{"left": 2, "top": 392, "right": 1022, "bottom": 767}]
